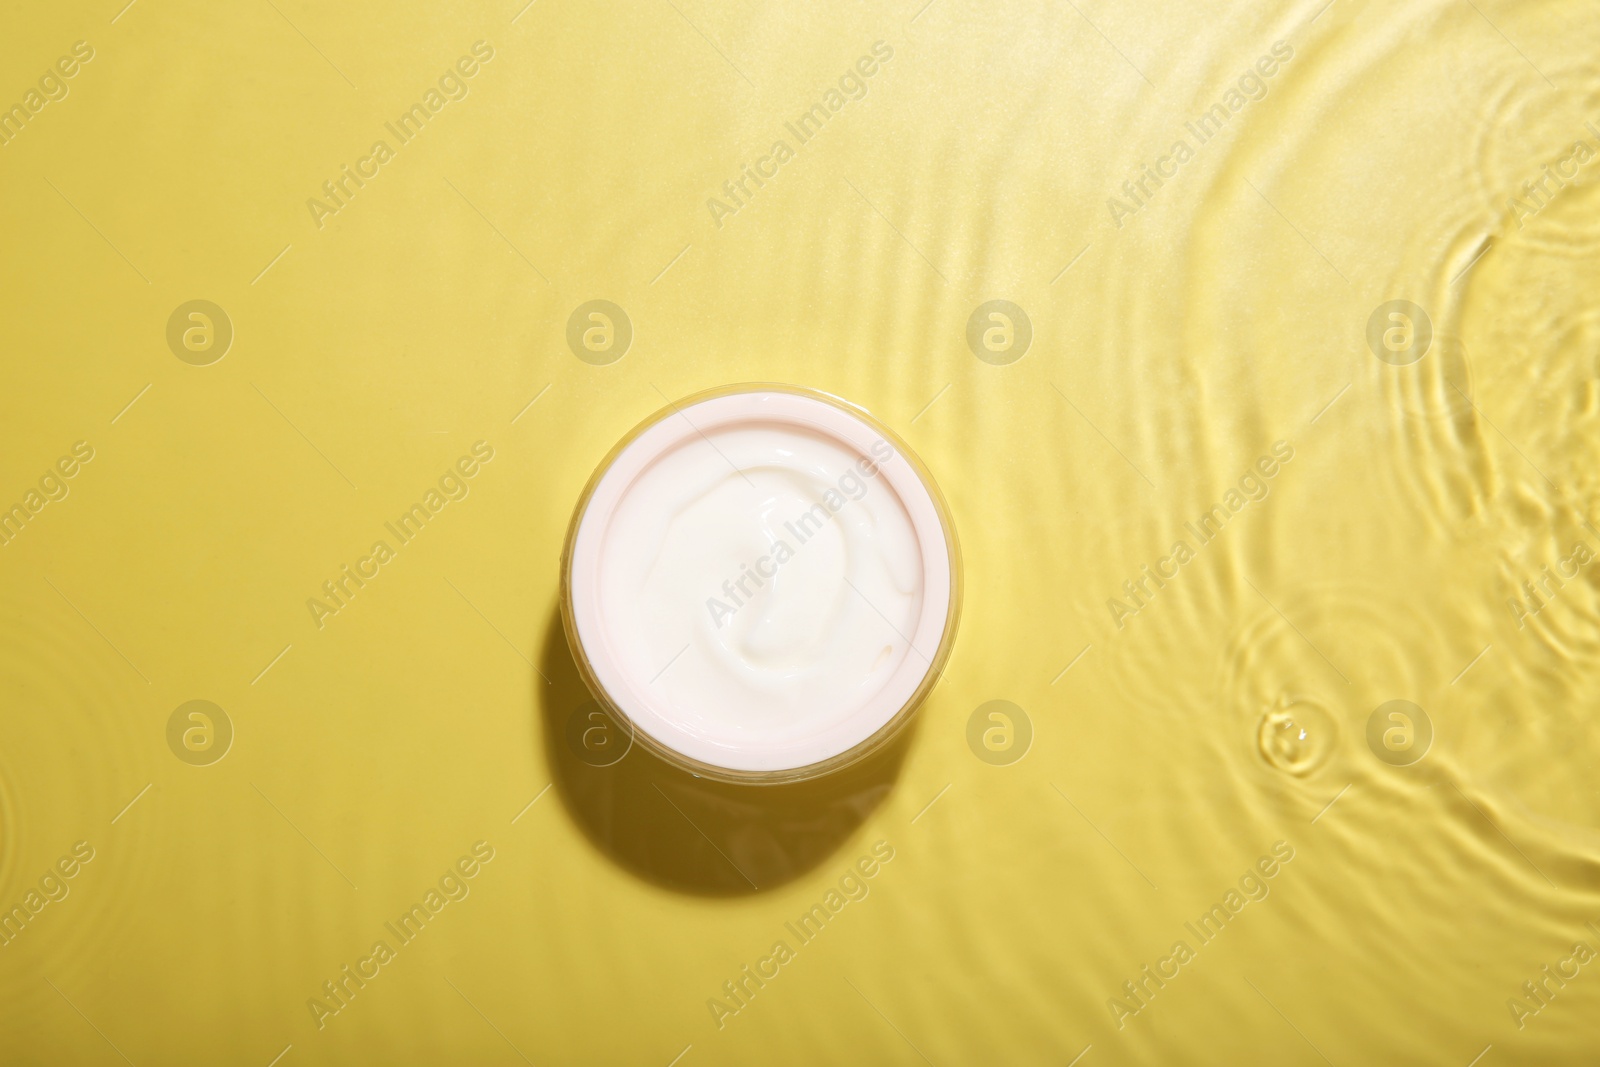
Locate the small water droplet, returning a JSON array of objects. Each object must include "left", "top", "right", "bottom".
[{"left": 1257, "top": 694, "right": 1337, "bottom": 776}]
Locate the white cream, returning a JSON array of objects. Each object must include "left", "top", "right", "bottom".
[{"left": 565, "top": 388, "right": 956, "bottom": 777}]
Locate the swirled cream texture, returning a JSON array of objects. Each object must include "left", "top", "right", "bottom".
[{"left": 596, "top": 424, "right": 923, "bottom": 751}]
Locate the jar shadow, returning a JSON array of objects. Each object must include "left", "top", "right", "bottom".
[{"left": 535, "top": 604, "right": 912, "bottom": 897}]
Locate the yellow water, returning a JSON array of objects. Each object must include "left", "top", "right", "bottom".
[{"left": 2, "top": 0, "right": 1599, "bottom": 1063}]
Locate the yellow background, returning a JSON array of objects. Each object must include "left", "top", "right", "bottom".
[{"left": 3, "top": 0, "right": 1599, "bottom": 1063}]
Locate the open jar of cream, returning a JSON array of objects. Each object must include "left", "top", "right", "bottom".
[{"left": 560, "top": 384, "right": 960, "bottom": 783}]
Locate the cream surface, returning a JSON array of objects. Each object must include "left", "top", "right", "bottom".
[{"left": 595, "top": 423, "right": 924, "bottom": 753}]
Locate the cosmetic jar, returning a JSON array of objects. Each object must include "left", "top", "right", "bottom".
[{"left": 561, "top": 384, "right": 960, "bottom": 783}]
